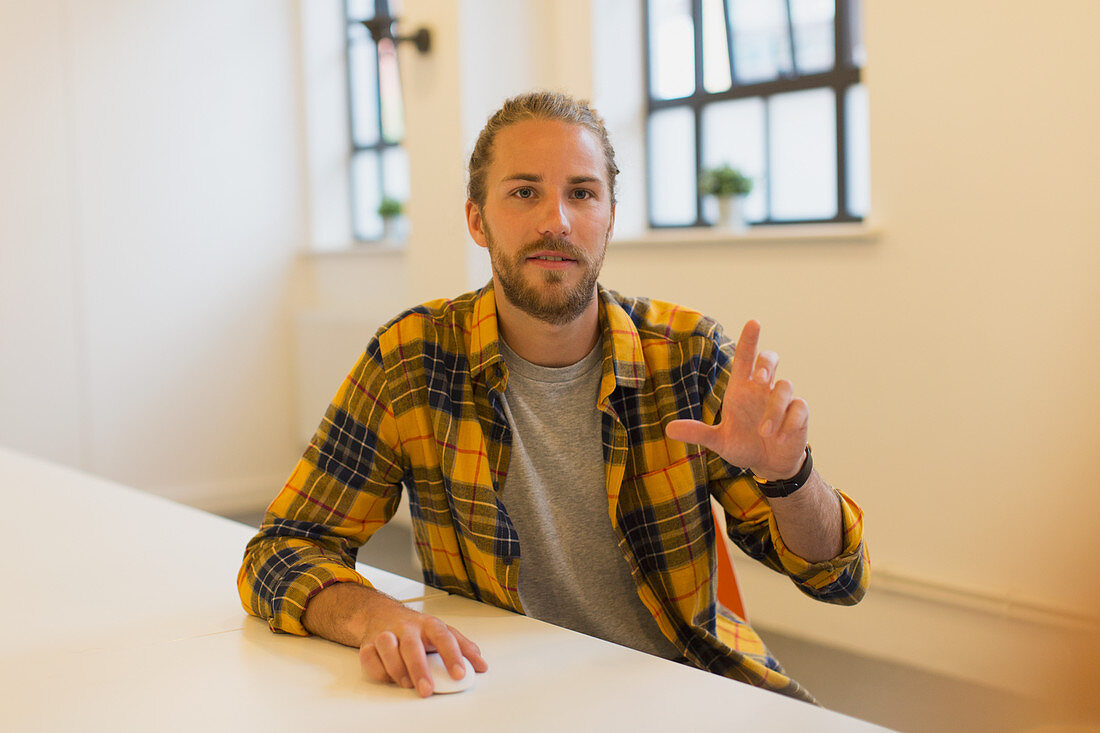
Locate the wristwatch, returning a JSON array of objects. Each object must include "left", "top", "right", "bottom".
[{"left": 751, "top": 445, "right": 813, "bottom": 498}]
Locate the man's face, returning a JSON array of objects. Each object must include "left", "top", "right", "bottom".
[{"left": 466, "top": 119, "right": 615, "bottom": 326}]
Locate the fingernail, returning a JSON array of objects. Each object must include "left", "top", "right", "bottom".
[
  {"left": 452, "top": 663, "right": 466, "bottom": 679},
  {"left": 417, "top": 679, "right": 432, "bottom": 697}
]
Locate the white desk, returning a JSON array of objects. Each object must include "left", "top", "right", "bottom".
[{"left": 0, "top": 447, "right": 887, "bottom": 731}]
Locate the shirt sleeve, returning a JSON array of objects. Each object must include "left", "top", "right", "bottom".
[
  {"left": 236, "top": 339, "right": 407, "bottom": 635},
  {"left": 711, "top": 459, "right": 869, "bottom": 605}
]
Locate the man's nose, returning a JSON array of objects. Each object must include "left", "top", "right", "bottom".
[{"left": 536, "top": 196, "right": 572, "bottom": 239}]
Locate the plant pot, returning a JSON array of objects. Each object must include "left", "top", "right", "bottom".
[
  {"left": 381, "top": 216, "right": 400, "bottom": 241},
  {"left": 716, "top": 195, "right": 747, "bottom": 232}
]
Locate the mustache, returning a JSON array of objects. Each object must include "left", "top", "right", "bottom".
[{"left": 517, "top": 238, "right": 588, "bottom": 262}]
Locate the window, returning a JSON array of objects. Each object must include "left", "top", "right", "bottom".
[
  {"left": 345, "top": 0, "right": 410, "bottom": 241},
  {"left": 643, "top": 0, "right": 868, "bottom": 228}
]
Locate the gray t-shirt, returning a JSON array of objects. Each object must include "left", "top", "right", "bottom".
[{"left": 498, "top": 339, "right": 681, "bottom": 661}]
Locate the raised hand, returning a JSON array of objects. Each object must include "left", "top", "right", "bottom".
[{"left": 665, "top": 320, "right": 808, "bottom": 481}]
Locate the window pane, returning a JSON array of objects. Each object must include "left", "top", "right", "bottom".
[
  {"left": 701, "top": 99, "right": 766, "bottom": 223},
  {"left": 382, "top": 146, "right": 409, "bottom": 202},
  {"left": 729, "top": 0, "right": 793, "bottom": 84},
  {"left": 377, "top": 38, "right": 404, "bottom": 143},
  {"left": 648, "top": 107, "right": 697, "bottom": 226},
  {"left": 849, "top": 0, "right": 866, "bottom": 66},
  {"left": 352, "top": 151, "right": 382, "bottom": 239},
  {"left": 647, "top": 0, "right": 696, "bottom": 99},
  {"left": 845, "top": 83, "right": 870, "bottom": 218},
  {"left": 769, "top": 88, "right": 836, "bottom": 220},
  {"left": 348, "top": 24, "right": 380, "bottom": 146},
  {"left": 346, "top": 0, "right": 374, "bottom": 22},
  {"left": 701, "top": 0, "right": 731, "bottom": 93},
  {"left": 790, "top": 0, "right": 835, "bottom": 74},
  {"left": 348, "top": 0, "right": 401, "bottom": 23}
]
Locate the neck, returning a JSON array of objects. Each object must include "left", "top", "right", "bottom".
[{"left": 493, "top": 284, "right": 601, "bottom": 367}]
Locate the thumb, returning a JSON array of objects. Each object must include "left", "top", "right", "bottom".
[{"left": 665, "top": 419, "right": 719, "bottom": 452}]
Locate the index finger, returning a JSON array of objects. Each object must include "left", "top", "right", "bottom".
[
  {"left": 731, "top": 320, "right": 761, "bottom": 381},
  {"left": 423, "top": 619, "right": 468, "bottom": 680}
]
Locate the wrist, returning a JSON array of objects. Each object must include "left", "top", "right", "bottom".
[
  {"left": 751, "top": 445, "right": 813, "bottom": 498},
  {"left": 304, "top": 581, "right": 394, "bottom": 648}
]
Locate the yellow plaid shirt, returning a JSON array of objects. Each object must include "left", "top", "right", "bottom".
[{"left": 238, "top": 283, "right": 868, "bottom": 702}]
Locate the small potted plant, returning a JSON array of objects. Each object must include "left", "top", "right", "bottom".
[
  {"left": 378, "top": 197, "right": 404, "bottom": 241},
  {"left": 699, "top": 165, "right": 753, "bottom": 231}
]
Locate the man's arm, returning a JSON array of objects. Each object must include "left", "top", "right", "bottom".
[
  {"left": 765, "top": 470, "right": 842, "bottom": 562},
  {"left": 666, "top": 319, "right": 844, "bottom": 562},
  {"left": 238, "top": 342, "right": 487, "bottom": 697},
  {"left": 302, "top": 583, "right": 488, "bottom": 698}
]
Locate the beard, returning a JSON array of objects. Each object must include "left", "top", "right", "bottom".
[{"left": 484, "top": 225, "right": 606, "bottom": 326}]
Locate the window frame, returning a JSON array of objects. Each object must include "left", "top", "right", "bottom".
[
  {"left": 642, "top": 0, "right": 864, "bottom": 229},
  {"left": 344, "top": 0, "right": 406, "bottom": 243}
]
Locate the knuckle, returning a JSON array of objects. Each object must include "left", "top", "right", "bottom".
[
  {"left": 424, "top": 616, "right": 449, "bottom": 634},
  {"left": 375, "top": 630, "right": 398, "bottom": 649},
  {"left": 398, "top": 627, "right": 422, "bottom": 647}
]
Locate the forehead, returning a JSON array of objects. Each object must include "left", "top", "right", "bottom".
[{"left": 488, "top": 118, "right": 606, "bottom": 184}]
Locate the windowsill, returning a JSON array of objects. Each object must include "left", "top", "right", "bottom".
[
  {"left": 300, "top": 223, "right": 881, "bottom": 258},
  {"left": 611, "top": 222, "right": 880, "bottom": 248},
  {"left": 301, "top": 239, "right": 406, "bottom": 258}
]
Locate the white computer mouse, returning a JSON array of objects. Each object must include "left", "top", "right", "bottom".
[{"left": 424, "top": 651, "right": 476, "bottom": 694}]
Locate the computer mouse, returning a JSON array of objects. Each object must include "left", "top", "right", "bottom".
[{"left": 424, "top": 651, "right": 476, "bottom": 694}]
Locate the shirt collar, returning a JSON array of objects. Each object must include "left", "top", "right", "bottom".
[
  {"left": 468, "top": 282, "right": 505, "bottom": 384},
  {"left": 465, "top": 282, "right": 649, "bottom": 390},
  {"left": 597, "top": 284, "right": 648, "bottom": 390}
]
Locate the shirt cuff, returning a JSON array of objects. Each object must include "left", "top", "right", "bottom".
[
  {"left": 269, "top": 561, "right": 374, "bottom": 637},
  {"left": 768, "top": 488, "right": 866, "bottom": 586}
]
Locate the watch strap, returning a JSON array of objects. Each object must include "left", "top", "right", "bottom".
[{"left": 751, "top": 445, "right": 813, "bottom": 498}]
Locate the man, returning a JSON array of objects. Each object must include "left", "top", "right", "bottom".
[{"left": 238, "top": 91, "right": 868, "bottom": 703}]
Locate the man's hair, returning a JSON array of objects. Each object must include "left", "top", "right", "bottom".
[{"left": 466, "top": 91, "right": 619, "bottom": 209}]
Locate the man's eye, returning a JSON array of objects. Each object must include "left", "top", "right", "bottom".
[
  {"left": 516, "top": 187, "right": 534, "bottom": 199},
  {"left": 572, "top": 189, "right": 594, "bottom": 200}
]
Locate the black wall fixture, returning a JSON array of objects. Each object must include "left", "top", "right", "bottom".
[{"left": 360, "top": 0, "right": 431, "bottom": 55}]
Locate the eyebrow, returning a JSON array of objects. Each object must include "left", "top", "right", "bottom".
[{"left": 502, "top": 174, "right": 603, "bottom": 185}]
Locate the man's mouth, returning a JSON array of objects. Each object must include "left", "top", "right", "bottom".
[
  {"left": 529, "top": 254, "right": 575, "bottom": 262},
  {"left": 525, "top": 250, "right": 579, "bottom": 269}
]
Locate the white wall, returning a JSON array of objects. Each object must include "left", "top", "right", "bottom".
[
  {"left": 0, "top": 0, "right": 305, "bottom": 513},
  {"left": 0, "top": 1, "right": 85, "bottom": 466}
]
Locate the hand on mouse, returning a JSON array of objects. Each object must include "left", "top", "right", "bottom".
[
  {"left": 301, "top": 582, "right": 488, "bottom": 698},
  {"left": 358, "top": 599, "right": 487, "bottom": 698}
]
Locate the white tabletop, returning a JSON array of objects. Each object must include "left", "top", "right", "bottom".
[
  {"left": 0, "top": 447, "right": 437, "bottom": 658},
  {"left": 0, "top": 447, "right": 887, "bottom": 731}
]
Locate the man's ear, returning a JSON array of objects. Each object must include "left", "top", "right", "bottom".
[
  {"left": 466, "top": 200, "right": 488, "bottom": 248},
  {"left": 607, "top": 204, "right": 616, "bottom": 241}
]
